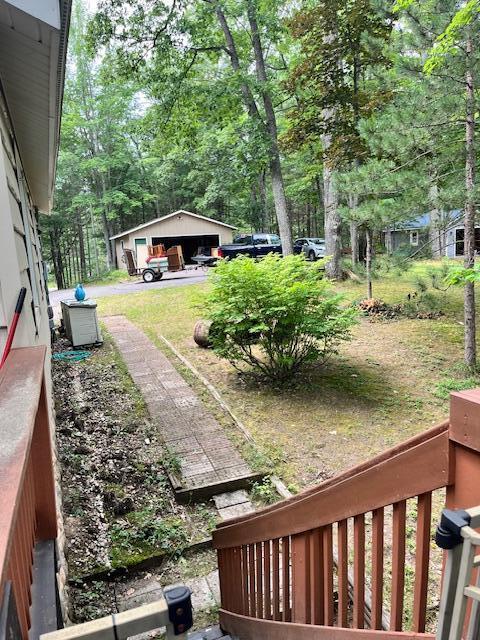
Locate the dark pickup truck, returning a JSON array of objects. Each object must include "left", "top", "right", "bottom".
[{"left": 217, "top": 233, "right": 282, "bottom": 259}]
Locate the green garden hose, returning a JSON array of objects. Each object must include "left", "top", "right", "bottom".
[{"left": 52, "top": 350, "right": 91, "bottom": 362}]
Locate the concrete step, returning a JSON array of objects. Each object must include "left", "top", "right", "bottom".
[{"left": 188, "top": 625, "right": 231, "bottom": 640}]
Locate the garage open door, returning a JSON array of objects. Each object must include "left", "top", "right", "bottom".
[{"left": 152, "top": 234, "right": 220, "bottom": 264}]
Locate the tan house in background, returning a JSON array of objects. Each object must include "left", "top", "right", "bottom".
[{"left": 111, "top": 209, "right": 237, "bottom": 269}]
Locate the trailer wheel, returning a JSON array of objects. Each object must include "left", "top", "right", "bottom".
[{"left": 142, "top": 269, "right": 155, "bottom": 283}]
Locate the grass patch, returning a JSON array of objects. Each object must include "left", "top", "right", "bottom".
[
  {"left": 435, "top": 375, "right": 480, "bottom": 399},
  {"left": 96, "top": 258, "right": 477, "bottom": 487},
  {"left": 110, "top": 511, "right": 189, "bottom": 568}
]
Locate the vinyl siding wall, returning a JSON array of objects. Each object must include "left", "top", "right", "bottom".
[{"left": 0, "top": 88, "right": 51, "bottom": 360}]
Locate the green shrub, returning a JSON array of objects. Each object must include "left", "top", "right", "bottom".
[
  {"left": 204, "top": 254, "right": 357, "bottom": 383},
  {"left": 251, "top": 477, "right": 278, "bottom": 505}
]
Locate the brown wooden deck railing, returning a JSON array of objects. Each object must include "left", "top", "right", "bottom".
[
  {"left": 0, "top": 347, "right": 57, "bottom": 638},
  {"left": 213, "top": 389, "right": 480, "bottom": 640}
]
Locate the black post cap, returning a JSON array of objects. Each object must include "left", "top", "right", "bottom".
[
  {"left": 435, "top": 509, "right": 471, "bottom": 549},
  {"left": 164, "top": 586, "right": 193, "bottom": 635}
]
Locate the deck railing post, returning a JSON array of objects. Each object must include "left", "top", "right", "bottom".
[
  {"left": 447, "top": 389, "right": 480, "bottom": 510},
  {"left": 444, "top": 389, "right": 480, "bottom": 639}
]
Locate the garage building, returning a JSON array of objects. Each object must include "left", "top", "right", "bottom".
[{"left": 111, "top": 209, "right": 237, "bottom": 269}]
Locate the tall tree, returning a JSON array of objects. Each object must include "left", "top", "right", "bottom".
[
  {"left": 89, "top": 0, "right": 295, "bottom": 254},
  {"left": 285, "top": 0, "right": 392, "bottom": 278},
  {"left": 394, "top": 0, "right": 480, "bottom": 367}
]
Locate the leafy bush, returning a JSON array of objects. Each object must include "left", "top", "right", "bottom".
[
  {"left": 204, "top": 254, "right": 357, "bottom": 383},
  {"left": 446, "top": 263, "right": 480, "bottom": 285},
  {"left": 251, "top": 477, "right": 278, "bottom": 505}
]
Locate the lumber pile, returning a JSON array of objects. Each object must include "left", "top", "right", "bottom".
[{"left": 166, "top": 245, "right": 185, "bottom": 271}]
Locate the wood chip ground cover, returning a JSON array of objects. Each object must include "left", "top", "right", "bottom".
[{"left": 52, "top": 337, "right": 217, "bottom": 622}]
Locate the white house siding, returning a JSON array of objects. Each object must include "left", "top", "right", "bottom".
[
  {"left": 446, "top": 229, "right": 456, "bottom": 258},
  {"left": 115, "top": 213, "right": 235, "bottom": 269},
  {"left": 0, "top": 89, "right": 51, "bottom": 361}
]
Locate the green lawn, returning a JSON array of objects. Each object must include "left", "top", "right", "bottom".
[
  {"left": 97, "top": 258, "right": 476, "bottom": 489},
  {"left": 94, "top": 258, "right": 476, "bottom": 631}
]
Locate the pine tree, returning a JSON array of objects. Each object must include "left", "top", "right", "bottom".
[{"left": 284, "top": 0, "right": 392, "bottom": 278}]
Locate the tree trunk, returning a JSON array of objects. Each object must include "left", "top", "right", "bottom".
[
  {"left": 350, "top": 221, "right": 359, "bottom": 265},
  {"left": 246, "top": 0, "right": 292, "bottom": 254},
  {"left": 49, "top": 229, "right": 64, "bottom": 290},
  {"left": 321, "top": 17, "right": 342, "bottom": 278},
  {"left": 101, "top": 211, "right": 115, "bottom": 270},
  {"left": 63, "top": 239, "right": 70, "bottom": 288},
  {"left": 258, "top": 171, "right": 268, "bottom": 232},
  {"left": 77, "top": 210, "right": 87, "bottom": 281},
  {"left": 323, "top": 157, "right": 342, "bottom": 278},
  {"left": 365, "top": 226, "right": 373, "bottom": 299},
  {"left": 464, "top": 27, "right": 476, "bottom": 369},
  {"left": 214, "top": 1, "right": 292, "bottom": 254},
  {"left": 90, "top": 205, "right": 100, "bottom": 277},
  {"left": 73, "top": 239, "right": 80, "bottom": 284},
  {"left": 428, "top": 176, "right": 443, "bottom": 259}
]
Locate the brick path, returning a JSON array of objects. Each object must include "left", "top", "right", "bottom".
[{"left": 103, "top": 316, "right": 260, "bottom": 500}]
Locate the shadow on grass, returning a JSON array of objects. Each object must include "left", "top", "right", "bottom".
[{"left": 239, "top": 355, "right": 398, "bottom": 412}]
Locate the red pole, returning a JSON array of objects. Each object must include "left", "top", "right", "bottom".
[{"left": 0, "top": 287, "right": 27, "bottom": 369}]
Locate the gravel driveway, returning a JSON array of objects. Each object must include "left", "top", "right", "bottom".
[{"left": 49, "top": 269, "right": 208, "bottom": 307}]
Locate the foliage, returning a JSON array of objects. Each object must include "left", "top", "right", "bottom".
[
  {"left": 204, "top": 254, "right": 357, "bottom": 383},
  {"left": 110, "top": 510, "right": 188, "bottom": 566},
  {"left": 69, "top": 581, "right": 114, "bottom": 624},
  {"left": 434, "top": 376, "right": 480, "bottom": 399},
  {"left": 250, "top": 477, "right": 278, "bottom": 505},
  {"left": 284, "top": 0, "right": 393, "bottom": 166},
  {"left": 445, "top": 264, "right": 480, "bottom": 285},
  {"left": 394, "top": 0, "right": 480, "bottom": 72},
  {"left": 161, "top": 448, "right": 182, "bottom": 477},
  {"left": 424, "top": 1, "right": 480, "bottom": 73}
]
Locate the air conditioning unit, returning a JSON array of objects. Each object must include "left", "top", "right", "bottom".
[{"left": 61, "top": 300, "right": 103, "bottom": 347}]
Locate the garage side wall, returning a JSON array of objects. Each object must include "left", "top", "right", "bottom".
[{"left": 115, "top": 214, "right": 234, "bottom": 270}]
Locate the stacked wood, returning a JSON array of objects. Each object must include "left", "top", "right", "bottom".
[
  {"left": 123, "top": 248, "right": 138, "bottom": 276},
  {"left": 167, "top": 245, "right": 185, "bottom": 271}
]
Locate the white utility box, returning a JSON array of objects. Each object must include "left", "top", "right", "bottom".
[{"left": 61, "top": 299, "right": 103, "bottom": 347}]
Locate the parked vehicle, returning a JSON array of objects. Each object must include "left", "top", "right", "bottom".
[
  {"left": 294, "top": 237, "right": 326, "bottom": 261},
  {"left": 217, "top": 233, "right": 282, "bottom": 259}
]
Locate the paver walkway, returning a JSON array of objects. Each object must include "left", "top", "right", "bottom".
[{"left": 103, "top": 316, "right": 261, "bottom": 501}]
